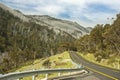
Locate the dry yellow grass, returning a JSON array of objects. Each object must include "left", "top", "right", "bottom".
[
  {"left": 78, "top": 52, "right": 120, "bottom": 70},
  {"left": 14, "top": 51, "right": 75, "bottom": 80}
]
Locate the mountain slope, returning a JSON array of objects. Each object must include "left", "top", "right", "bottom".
[
  {"left": 0, "top": 4, "right": 75, "bottom": 73},
  {"left": 0, "top": 3, "right": 91, "bottom": 38},
  {"left": 0, "top": 3, "right": 91, "bottom": 73},
  {"left": 29, "top": 15, "right": 90, "bottom": 38},
  {"left": 0, "top": 3, "right": 29, "bottom": 22},
  {"left": 75, "top": 13, "right": 120, "bottom": 70}
]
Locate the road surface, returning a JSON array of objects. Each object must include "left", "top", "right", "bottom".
[{"left": 69, "top": 51, "right": 120, "bottom": 80}]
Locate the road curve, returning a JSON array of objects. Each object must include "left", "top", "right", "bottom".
[{"left": 69, "top": 51, "right": 120, "bottom": 80}]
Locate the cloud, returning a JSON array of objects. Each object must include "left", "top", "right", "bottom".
[
  {"left": 0, "top": 0, "right": 120, "bottom": 27},
  {"left": 34, "top": 5, "right": 65, "bottom": 16}
]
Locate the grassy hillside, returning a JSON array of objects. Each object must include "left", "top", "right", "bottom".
[
  {"left": 75, "top": 14, "right": 120, "bottom": 70},
  {"left": 13, "top": 51, "right": 75, "bottom": 80},
  {"left": 78, "top": 52, "right": 120, "bottom": 70}
]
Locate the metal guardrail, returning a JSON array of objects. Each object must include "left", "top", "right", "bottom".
[{"left": 0, "top": 68, "right": 84, "bottom": 80}]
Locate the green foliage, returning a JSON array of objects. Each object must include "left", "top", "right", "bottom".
[
  {"left": 13, "top": 51, "right": 75, "bottom": 79},
  {"left": 75, "top": 14, "right": 120, "bottom": 60},
  {"left": 0, "top": 7, "right": 75, "bottom": 73},
  {"left": 42, "top": 59, "right": 51, "bottom": 68},
  {"left": 0, "top": 36, "right": 5, "bottom": 52}
]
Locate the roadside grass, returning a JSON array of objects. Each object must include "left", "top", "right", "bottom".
[
  {"left": 77, "top": 52, "right": 120, "bottom": 70},
  {"left": 13, "top": 51, "right": 75, "bottom": 80}
]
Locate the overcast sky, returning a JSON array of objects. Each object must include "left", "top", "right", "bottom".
[{"left": 0, "top": 0, "right": 120, "bottom": 27}]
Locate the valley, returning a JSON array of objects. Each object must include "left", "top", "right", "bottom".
[{"left": 0, "top": 2, "right": 120, "bottom": 80}]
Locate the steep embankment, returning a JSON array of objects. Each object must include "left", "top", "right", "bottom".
[{"left": 11, "top": 52, "right": 75, "bottom": 80}]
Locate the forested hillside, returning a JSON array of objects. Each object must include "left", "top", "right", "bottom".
[
  {"left": 0, "top": 7, "right": 75, "bottom": 73},
  {"left": 75, "top": 14, "right": 120, "bottom": 62}
]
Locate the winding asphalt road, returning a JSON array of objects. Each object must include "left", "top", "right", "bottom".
[{"left": 69, "top": 51, "right": 120, "bottom": 80}]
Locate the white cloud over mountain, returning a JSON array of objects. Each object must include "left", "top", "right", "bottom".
[{"left": 0, "top": 0, "right": 120, "bottom": 27}]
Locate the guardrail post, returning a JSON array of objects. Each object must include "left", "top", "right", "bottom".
[
  {"left": 17, "top": 78, "right": 20, "bottom": 80},
  {"left": 32, "top": 69, "right": 35, "bottom": 80},
  {"left": 45, "top": 74, "right": 48, "bottom": 80},
  {"left": 32, "top": 75, "right": 35, "bottom": 80},
  {"left": 16, "top": 71, "right": 20, "bottom": 80},
  {"left": 58, "top": 72, "right": 61, "bottom": 76}
]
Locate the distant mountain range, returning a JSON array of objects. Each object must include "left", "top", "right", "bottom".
[
  {"left": 0, "top": 3, "right": 92, "bottom": 38},
  {"left": 28, "top": 15, "right": 92, "bottom": 38}
]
